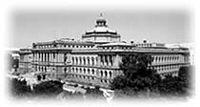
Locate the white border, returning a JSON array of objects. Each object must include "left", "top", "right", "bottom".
[{"left": 0, "top": 0, "right": 199, "bottom": 107}]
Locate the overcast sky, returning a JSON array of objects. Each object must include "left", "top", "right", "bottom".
[{"left": 9, "top": 9, "right": 193, "bottom": 48}]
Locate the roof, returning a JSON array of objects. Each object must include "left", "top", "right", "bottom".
[
  {"left": 85, "top": 13, "right": 117, "bottom": 34},
  {"left": 35, "top": 38, "right": 95, "bottom": 45},
  {"left": 71, "top": 46, "right": 189, "bottom": 54},
  {"left": 99, "top": 42, "right": 133, "bottom": 47},
  {"left": 86, "top": 26, "right": 116, "bottom": 33}
]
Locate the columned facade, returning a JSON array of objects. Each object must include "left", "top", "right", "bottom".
[{"left": 19, "top": 14, "right": 190, "bottom": 89}]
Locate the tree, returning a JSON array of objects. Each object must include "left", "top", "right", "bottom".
[
  {"left": 33, "top": 80, "right": 64, "bottom": 96},
  {"left": 10, "top": 78, "right": 31, "bottom": 97},
  {"left": 154, "top": 66, "right": 193, "bottom": 96},
  {"left": 110, "top": 53, "right": 161, "bottom": 94}
]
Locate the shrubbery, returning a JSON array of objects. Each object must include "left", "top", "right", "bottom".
[
  {"left": 10, "top": 78, "right": 31, "bottom": 97},
  {"left": 110, "top": 54, "right": 192, "bottom": 97},
  {"left": 10, "top": 79, "right": 64, "bottom": 98}
]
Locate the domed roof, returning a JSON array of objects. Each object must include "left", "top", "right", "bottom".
[
  {"left": 87, "top": 26, "right": 116, "bottom": 33},
  {"left": 86, "top": 13, "right": 117, "bottom": 33}
]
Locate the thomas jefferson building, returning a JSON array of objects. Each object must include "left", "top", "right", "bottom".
[{"left": 19, "top": 14, "right": 190, "bottom": 88}]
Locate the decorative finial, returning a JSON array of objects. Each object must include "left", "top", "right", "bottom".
[{"left": 100, "top": 13, "right": 103, "bottom": 17}]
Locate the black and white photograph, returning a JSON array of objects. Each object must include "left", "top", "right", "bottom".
[{"left": 1, "top": 0, "right": 199, "bottom": 106}]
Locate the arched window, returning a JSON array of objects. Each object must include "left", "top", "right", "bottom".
[
  {"left": 92, "top": 69, "right": 95, "bottom": 74},
  {"left": 83, "top": 68, "right": 86, "bottom": 74},
  {"left": 105, "top": 55, "right": 108, "bottom": 65},
  {"left": 79, "top": 68, "right": 82, "bottom": 73},
  {"left": 109, "top": 71, "right": 112, "bottom": 78},
  {"left": 109, "top": 55, "right": 113, "bottom": 65},
  {"left": 91, "top": 57, "right": 94, "bottom": 65},
  {"left": 101, "top": 71, "right": 103, "bottom": 77},
  {"left": 87, "top": 57, "right": 90, "bottom": 65},
  {"left": 96, "top": 57, "right": 98, "bottom": 63},
  {"left": 83, "top": 57, "right": 86, "bottom": 65},
  {"left": 64, "top": 67, "right": 67, "bottom": 73},
  {"left": 64, "top": 54, "right": 67, "bottom": 62},
  {"left": 105, "top": 71, "right": 108, "bottom": 77},
  {"left": 88, "top": 69, "right": 90, "bottom": 74}
]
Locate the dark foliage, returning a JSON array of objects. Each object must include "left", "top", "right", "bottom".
[
  {"left": 111, "top": 54, "right": 161, "bottom": 93},
  {"left": 33, "top": 80, "right": 64, "bottom": 96},
  {"left": 10, "top": 78, "right": 31, "bottom": 96},
  {"left": 111, "top": 53, "right": 192, "bottom": 97},
  {"left": 156, "top": 66, "right": 193, "bottom": 96},
  {"left": 10, "top": 78, "right": 64, "bottom": 98},
  {"left": 84, "top": 87, "right": 104, "bottom": 99}
]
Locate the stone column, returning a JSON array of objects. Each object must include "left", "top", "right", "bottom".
[
  {"left": 49, "top": 53, "right": 51, "bottom": 62},
  {"left": 42, "top": 53, "right": 44, "bottom": 62},
  {"left": 113, "top": 54, "right": 121, "bottom": 68},
  {"left": 74, "top": 57, "right": 76, "bottom": 65},
  {"left": 32, "top": 53, "right": 34, "bottom": 62},
  {"left": 85, "top": 57, "right": 88, "bottom": 65},
  {"left": 78, "top": 57, "right": 80, "bottom": 65},
  {"left": 40, "top": 53, "right": 43, "bottom": 62},
  {"left": 97, "top": 56, "right": 100, "bottom": 67},
  {"left": 35, "top": 53, "right": 37, "bottom": 62},
  {"left": 37, "top": 53, "right": 39, "bottom": 62},
  {"left": 40, "top": 53, "right": 42, "bottom": 62},
  {"left": 103, "top": 55, "right": 106, "bottom": 66},
  {"left": 58, "top": 53, "right": 60, "bottom": 63},
  {"left": 43, "top": 53, "right": 45, "bottom": 62},
  {"left": 62, "top": 53, "right": 64, "bottom": 63},
  {"left": 107, "top": 55, "right": 110, "bottom": 66},
  {"left": 38, "top": 53, "right": 40, "bottom": 62},
  {"left": 55, "top": 53, "right": 57, "bottom": 63}
]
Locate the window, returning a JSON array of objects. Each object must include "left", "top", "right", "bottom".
[
  {"left": 64, "top": 68, "right": 67, "bottom": 73},
  {"left": 88, "top": 69, "right": 90, "bottom": 74},
  {"left": 105, "top": 71, "right": 107, "bottom": 77},
  {"left": 83, "top": 68, "right": 86, "bottom": 74},
  {"left": 101, "top": 71, "right": 103, "bottom": 77},
  {"left": 87, "top": 57, "right": 90, "bottom": 65},
  {"left": 53, "top": 53, "right": 55, "bottom": 59},
  {"left": 79, "top": 57, "right": 82, "bottom": 65},
  {"left": 92, "top": 57, "right": 95, "bottom": 65},
  {"left": 109, "top": 71, "right": 112, "bottom": 78},
  {"left": 92, "top": 69, "right": 95, "bottom": 74}
]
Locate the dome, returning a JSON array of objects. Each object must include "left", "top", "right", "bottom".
[
  {"left": 87, "top": 26, "right": 116, "bottom": 33},
  {"left": 86, "top": 13, "right": 117, "bottom": 33},
  {"left": 96, "top": 13, "right": 106, "bottom": 23},
  {"left": 82, "top": 13, "right": 121, "bottom": 44}
]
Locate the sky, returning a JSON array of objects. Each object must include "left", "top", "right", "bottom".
[{"left": 8, "top": 8, "right": 193, "bottom": 49}]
